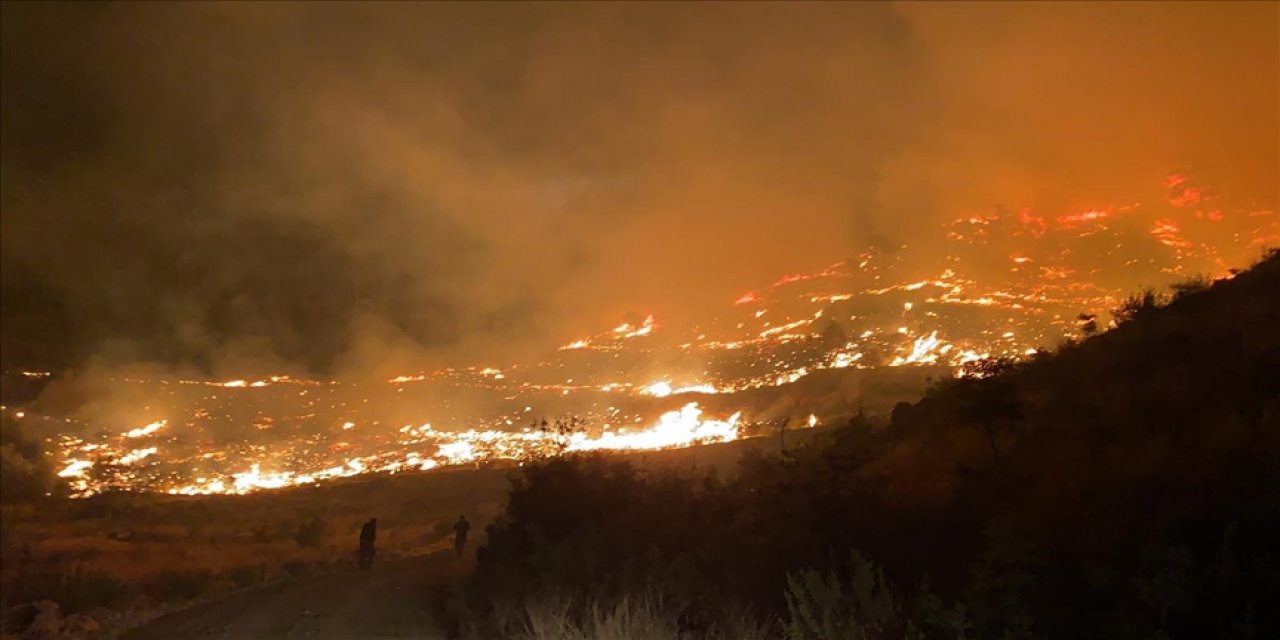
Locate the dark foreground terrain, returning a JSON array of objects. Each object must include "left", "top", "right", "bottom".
[{"left": 125, "top": 552, "right": 464, "bottom": 640}]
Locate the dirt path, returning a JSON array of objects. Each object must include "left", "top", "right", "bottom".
[{"left": 125, "top": 551, "right": 465, "bottom": 639}]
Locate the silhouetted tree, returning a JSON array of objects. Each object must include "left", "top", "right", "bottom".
[
  {"left": 1076, "top": 313, "right": 1099, "bottom": 337},
  {"left": 1112, "top": 287, "right": 1164, "bottom": 324},
  {"left": 536, "top": 416, "right": 584, "bottom": 456},
  {"left": 1170, "top": 276, "right": 1211, "bottom": 300},
  {"left": 959, "top": 356, "right": 1018, "bottom": 380},
  {"left": 952, "top": 366, "right": 1022, "bottom": 465}
]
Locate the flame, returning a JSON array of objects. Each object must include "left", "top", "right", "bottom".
[
  {"left": 770, "top": 261, "right": 848, "bottom": 288},
  {"left": 1170, "top": 188, "right": 1203, "bottom": 208},
  {"left": 612, "top": 315, "right": 656, "bottom": 338},
  {"left": 1151, "top": 218, "right": 1191, "bottom": 249},
  {"left": 123, "top": 420, "right": 166, "bottom": 439},
  {"left": 559, "top": 315, "right": 657, "bottom": 350},
  {"left": 890, "top": 331, "right": 949, "bottom": 366},
  {"left": 146, "top": 402, "right": 742, "bottom": 496},
  {"left": 1017, "top": 209, "right": 1047, "bottom": 237},
  {"left": 644, "top": 381, "right": 719, "bottom": 397},
  {"left": 58, "top": 459, "right": 94, "bottom": 478},
  {"left": 646, "top": 381, "right": 674, "bottom": 397},
  {"left": 759, "top": 319, "right": 812, "bottom": 339},
  {"left": 566, "top": 403, "right": 741, "bottom": 452},
  {"left": 118, "top": 447, "right": 157, "bottom": 465},
  {"left": 1054, "top": 208, "right": 1112, "bottom": 229}
]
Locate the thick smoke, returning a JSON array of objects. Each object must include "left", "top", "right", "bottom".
[{"left": 2, "top": 2, "right": 1275, "bottom": 376}]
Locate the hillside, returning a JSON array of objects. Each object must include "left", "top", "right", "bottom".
[{"left": 459, "top": 250, "right": 1280, "bottom": 639}]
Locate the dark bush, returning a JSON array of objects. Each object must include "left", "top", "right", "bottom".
[
  {"left": 293, "top": 515, "right": 326, "bottom": 548},
  {"left": 148, "top": 568, "right": 214, "bottom": 601},
  {"left": 11, "top": 564, "right": 132, "bottom": 614},
  {"left": 280, "top": 559, "right": 312, "bottom": 580},
  {"left": 227, "top": 564, "right": 262, "bottom": 589}
]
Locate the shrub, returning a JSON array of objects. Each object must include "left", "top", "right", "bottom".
[
  {"left": 294, "top": 515, "right": 326, "bottom": 548},
  {"left": 281, "top": 559, "right": 312, "bottom": 580},
  {"left": 515, "top": 595, "right": 685, "bottom": 640},
  {"left": 782, "top": 551, "right": 900, "bottom": 640},
  {"left": 1170, "top": 276, "right": 1211, "bottom": 300},
  {"left": 8, "top": 564, "right": 132, "bottom": 615},
  {"left": 148, "top": 568, "right": 214, "bottom": 601},
  {"left": 227, "top": 563, "right": 262, "bottom": 589},
  {"left": 1111, "top": 288, "right": 1164, "bottom": 324}
]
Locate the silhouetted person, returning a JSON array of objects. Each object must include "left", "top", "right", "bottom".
[
  {"left": 358, "top": 517, "right": 377, "bottom": 571},
  {"left": 452, "top": 515, "right": 470, "bottom": 558}
]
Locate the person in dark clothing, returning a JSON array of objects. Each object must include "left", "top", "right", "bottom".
[
  {"left": 358, "top": 517, "right": 377, "bottom": 571},
  {"left": 452, "top": 515, "right": 470, "bottom": 558}
]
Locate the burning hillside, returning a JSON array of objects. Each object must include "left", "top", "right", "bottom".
[{"left": 4, "top": 173, "right": 1273, "bottom": 497}]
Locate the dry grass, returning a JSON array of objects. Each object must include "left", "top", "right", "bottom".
[
  {"left": 1, "top": 465, "right": 511, "bottom": 623},
  {"left": 512, "top": 595, "right": 777, "bottom": 640}
]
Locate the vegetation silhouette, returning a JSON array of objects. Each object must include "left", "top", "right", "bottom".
[{"left": 459, "top": 250, "right": 1280, "bottom": 639}]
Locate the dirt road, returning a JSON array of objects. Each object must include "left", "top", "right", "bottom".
[{"left": 125, "top": 552, "right": 464, "bottom": 639}]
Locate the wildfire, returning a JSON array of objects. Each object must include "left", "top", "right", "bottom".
[
  {"left": 559, "top": 315, "right": 657, "bottom": 350},
  {"left": 24, "top": 171, "right": 1275, "bottom": 498},
  {"left": 144, "top": 402, "right": 743, "bottom": 496}
]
